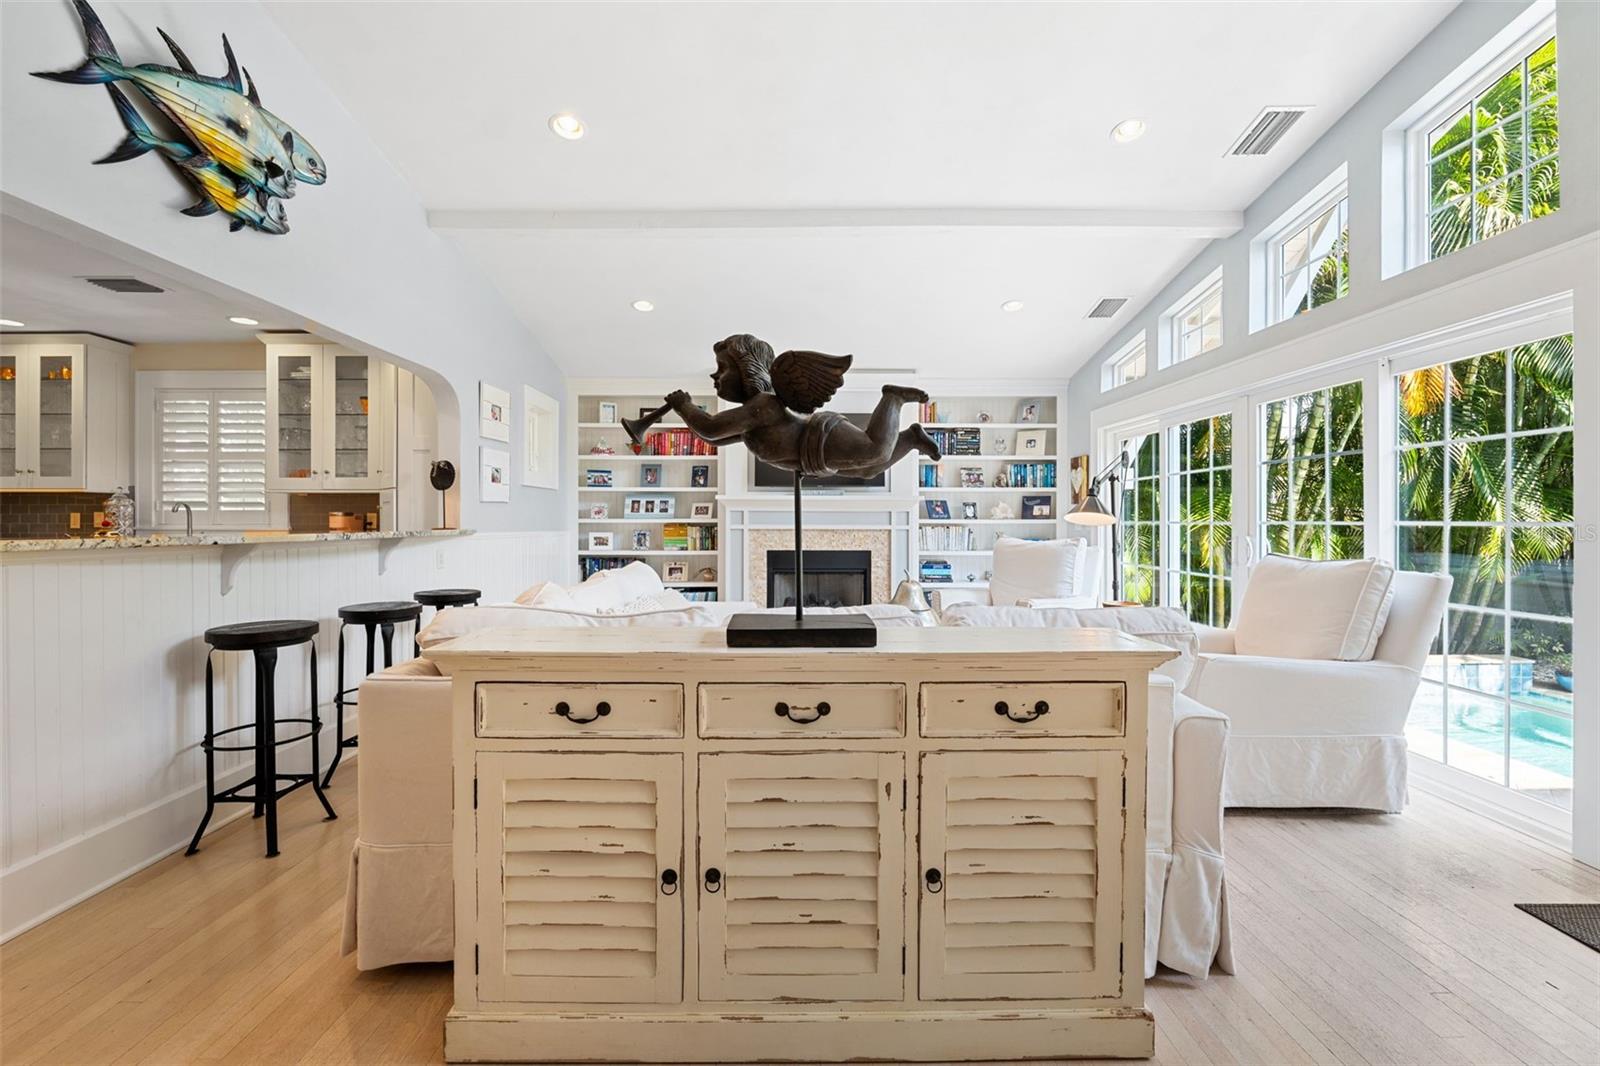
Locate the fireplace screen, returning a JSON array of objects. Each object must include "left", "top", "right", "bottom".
[{"left": 766, "top": 550, "right": 871, "bottom": 608}]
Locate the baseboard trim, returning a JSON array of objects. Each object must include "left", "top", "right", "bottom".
[
  {"left": 1408, "top": 753, "right": 1572, "bottom": 853},
  {"left": 0, "top": 710, "right": 357, "bottom": 943}
]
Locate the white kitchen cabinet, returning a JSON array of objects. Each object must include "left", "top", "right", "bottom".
[
  {"left": 438, "top": 628, "right": 1173, "bottom": 1063},
  {"left": 0, "top": 336, "right": 132, "bottom": 491},
  {"left": 265, "top": 341, "right": 395, "bottom": 492}
]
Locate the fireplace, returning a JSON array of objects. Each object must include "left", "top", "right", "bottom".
[{"left": 766, "top": 550, "right": 872, "bottom": 608}]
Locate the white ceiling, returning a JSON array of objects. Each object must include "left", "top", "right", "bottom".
[
  {"left": 0, "top": 215, "right": 298, "bottom": 343},
  {"left": 266, "top": 1, "right": 1457, "bottom": 379}
]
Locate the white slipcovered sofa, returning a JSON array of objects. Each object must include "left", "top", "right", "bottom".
[
  {"left": 942, "top": 603, "right": 1232, "bottom": 978},
  {"left": 1186, "top": 555, "right": 1451, "bottom": 812},
  {"left": 933, "top": 537, "right": 1103, "bottom": 610}
]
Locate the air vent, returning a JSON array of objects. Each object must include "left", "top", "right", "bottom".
[
  {"left": 82, "top": 276, "right": 166, "bottom": 294},
  {"left": 1226, "top": 106, "right": 1311, "bottom": 157},
  {"left": 1086, "top": 298, "right": 1128, "bottom": 320}
]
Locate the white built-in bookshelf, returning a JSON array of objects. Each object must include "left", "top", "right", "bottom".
[
  {"left": 910, "top": 393, "right": 1068, "bottom": 595},
  {"left": 572, "top": 389, "right": 722, "bottom": 600}
]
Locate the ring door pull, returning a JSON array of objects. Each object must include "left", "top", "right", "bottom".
[
  {"left": 704, "top": 867, "right": 722, "bottom": 894},
  {"left": 660, "top": 869, "right": 678, "bottom": 896},
  {"left": 995, "top": 698, "right": 1050, "bottom": 723},
  {"left": 555, "top": 699, "right": 611, "bottom": 724},
  {"left": 774, "top": 700, "right": 831, "bottom": 724},
  {"left": 924, "top": 868, "right": 944, "bottom": 894}
]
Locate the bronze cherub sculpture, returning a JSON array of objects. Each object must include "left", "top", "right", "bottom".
[
  {"left": 626, "top": 334, "right": 942, "bottom": 476},
  {"left": 625, "top": 334, "right": 943, "bottom": 648}
]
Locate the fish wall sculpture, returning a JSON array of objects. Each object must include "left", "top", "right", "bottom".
[{"left": 33, "top": 0, "right": 325, "bottom": 236}]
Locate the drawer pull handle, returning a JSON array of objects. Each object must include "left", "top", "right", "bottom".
[
  {"left": 660, "top": 869, "right": 678, "bottom": 896},
  {"left": 774, "top": 700, "right": 829, "bottom": 724},
  {"left": 996, "top": 699, "right": 1049, "bottom": 723},
  {"left": 924, "top": 868, "right": 943, "bottom": 894},
  {"left": 554, "top": 699, "right": 608, "bottom": 724},
  {"left": 704, "top": 867, "right": 722, "bottom": 894}
]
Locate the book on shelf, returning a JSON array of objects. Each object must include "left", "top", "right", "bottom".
[
  {"left": 918, "top": 525, "right": 980, "bottom": 551},
  {"left": 639, "top": 429, "right": 717, "bottom": 457},
  {"left": 1000, "top": 461, "right": 1057, "bottom": 488},
  {"left": 580, "top": 555, "right": 641, "bottom": 579},
  {"left": 661, "top": 523, "right": 717, "bottom": 551},
  {"left": 925, "top": 427, "right": 981, "bottom": 455},
  {"left": 919, "top": 558, "right": 954, "bottom": 584},
  {"left": 680, "top": 590, "right": 719, "bottom": 602}
]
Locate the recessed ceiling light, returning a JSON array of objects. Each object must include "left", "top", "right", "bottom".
[
  {"left": 548, "top": 113, "right": 586, "bottom": 140},
  {"left": 631, "top": 300, "right": 655, "bottom": 313},
  {"left": 0, "top": 319, "right": 23, "bottom": 328},
  {"left": 1000, "top": 300, "right": 1024, "bottom": 313},
  {"left": 1110, "top": 118, "right": 1147, "bottom": 144},
  {"left": 228, "top": 316, "right": 259, "bottom": 326}
]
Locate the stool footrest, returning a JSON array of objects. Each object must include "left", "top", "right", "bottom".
[{"left": 213, "top": 773, "right": 318, "bottom": 806}]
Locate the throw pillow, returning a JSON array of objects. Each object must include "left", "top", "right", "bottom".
[
  {"left": 988, "top": 536, "right": 1086, "bottom": 607},
  {"left": 1233, "top": 554, "right": 1397, "bottom": 661}
]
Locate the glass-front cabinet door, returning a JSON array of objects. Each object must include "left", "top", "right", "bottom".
[
  {"left": 0, "top": 351, "right": 18, "bottom": 484},
  {"left": 267, "top": 345, "right": 322, "bottom": 490},
  {"left": 31, "top": 348, "right": 85, "bottom": 487},
  {"left": 325, "top": 352, "right": 389, "bottom": 490}
]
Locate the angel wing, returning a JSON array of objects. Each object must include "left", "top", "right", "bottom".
[{"left": 770, "top": 350, "right": 852, "bottom": 413}]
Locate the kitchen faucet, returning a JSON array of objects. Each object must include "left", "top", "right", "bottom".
[{"left": 171, "top": 501, "right": 194, "bottom": 536}]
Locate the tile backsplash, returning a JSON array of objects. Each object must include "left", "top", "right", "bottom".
[
  {"left": 0, "top": 491, "right": 119, "bottom": 538},
  {"left": 289, "top": 492, "right": 381, "bottom": 532}
]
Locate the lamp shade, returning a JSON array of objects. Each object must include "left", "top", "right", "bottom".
[{"left": 1064, "top": 494, "right": 1116, "bottom": 526}]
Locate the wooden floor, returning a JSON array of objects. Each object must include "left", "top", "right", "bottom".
[{"left": 3, "top": 773, "right": 1597, "bottom": 1065}]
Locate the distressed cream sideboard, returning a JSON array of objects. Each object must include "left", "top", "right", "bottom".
[{"left": 430, "top": 626, "right": 1175, "bottom": 1063}]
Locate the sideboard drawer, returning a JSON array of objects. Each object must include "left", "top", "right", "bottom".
[
  {"left": 478, "top": 683, "right": 683, "bottom": 738},
  {"left": 699, "top": 683, "right": 905, "bottom": 738},
  {"left": 919, "top": 682, "right": 1124, "bottom": 738}
]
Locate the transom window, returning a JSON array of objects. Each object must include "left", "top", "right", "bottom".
[
  {"left": 1103, "top": 337, "right": 1147, "bottom": 392},
  {"left": 1423, "top": 31, "right": 1558, "bottom": 261},
  {"left": 1396, "top": 335, "right": 1574, "bottom": 808},
  {"left": 1168, "top": 279, "right": 1222, "bottom": 365},
  {"left": 1260, "top": 381, "right": 1365, "bottom": 559},
  {"left": 1166, "top": 414, "right": 1233, "bottom": 626},
  {"left": 1270, "top": 192, "right": 1349, "bottom": 323},
  {"left": 1117, "top": 433, "right": 1160, "bottom": 605}
]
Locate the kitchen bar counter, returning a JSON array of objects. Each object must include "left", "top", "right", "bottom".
[{"left": 0, "top": 528, "right": 473, "bottom": 553}]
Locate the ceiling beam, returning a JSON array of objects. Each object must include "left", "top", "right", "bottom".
[{"left": 426, "top": 207, "right": 1242, "bottom": 239}]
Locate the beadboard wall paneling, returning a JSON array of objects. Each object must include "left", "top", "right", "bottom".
[{"left": 0, "top": 530, "right": 574, "bottom": 940}]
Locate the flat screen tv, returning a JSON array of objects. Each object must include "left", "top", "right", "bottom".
[{"left": 750, "top": 413, "right": 887, "bottom": 490}]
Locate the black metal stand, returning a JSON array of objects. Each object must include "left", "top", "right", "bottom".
[{"left": 725, "top": 470, "right": 878, "bottom": 648}]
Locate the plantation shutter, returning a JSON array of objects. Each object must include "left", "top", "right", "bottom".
[{"left": 157, "top": 388, "right": 271, "bottom": 527}]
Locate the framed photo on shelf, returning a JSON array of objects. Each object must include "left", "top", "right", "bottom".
[
  {"left": 959, "top": 466, "right": 984, "bottom": 487},
  {"left": 588, "top": 531, "right": 614, "bottom": 551},
  {"left": 631, "top": 529, "right": 651, "bottom": 550},
  {"left": 962, "top": 502, "right": 979, "bottom": 519},
  {"left": 598, "top": 401, "right": 619, "bottom": 424},
  {"left": 640, "top": 463, "right": 663, "bottom": 487},
  {"left": 690, "top": 502, "right": 716, "bottom": 519},
  {"left": 1016, "top": 429, "right": 1048, "bottom": 455},
  {"left": 664, "top": 561, "right": 690, "bottom": 583},
  {"left": 585, "top": 468, "right": 613, "bottom": 488},
  {"left": 1016, "top": 398, "right": 1045, "bottom": 424},
  {"left": 627, "top": 495, "right": 674, "bottom": 517},
  {"left": 924, "top": 498, "right": 951, "bottom": 520},
  {"left": 691, "top": 464, "right": 710, "bottom": 487},
  {"left": 588, "top": 503, "right": 609, "bottom": 520},
  {"left": 1021, "top": 494, "right": 1053, "bottom": 519}
]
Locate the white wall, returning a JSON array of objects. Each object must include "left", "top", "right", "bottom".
[
  {"left": 1066, "top": 0, "right": 1599, "bottom": 452},
  {"left": 0, "top": 0, "right": 571, "bottom": 531},
  {"left": 0, "top": 531, "right": 576, "bottom": 940}
]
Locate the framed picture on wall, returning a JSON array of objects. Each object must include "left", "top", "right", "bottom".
[
  {"left": 522, "top": 385, "right": 559, "bottom": 488},
  {"left": 480, "top": 447, "right": 510, "bottom": 503},
  {"left": 1070, "top": 454, "right": 1090, "bottom": 504},
  {"left": 480, "top": 383, "right": 511, "bottom": 442}
]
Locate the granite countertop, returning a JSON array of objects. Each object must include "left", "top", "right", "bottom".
[{"left": 0, "top": 528, "right": 474, "bottom": 553}]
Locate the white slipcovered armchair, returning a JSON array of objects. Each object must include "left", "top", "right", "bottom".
[{"left": 1186, "top": 558, "right": 1451, "bottom": 812}]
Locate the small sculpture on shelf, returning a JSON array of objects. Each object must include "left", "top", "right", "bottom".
[
  {"left": 588, "top": 437, "right": 615, "bottom": 455},
  {"left": 990, "top": 501, "right": 1015, "bottom": 520}
]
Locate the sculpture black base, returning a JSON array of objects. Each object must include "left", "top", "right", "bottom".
[{"left": 725, "top": 613, "right": 878, "bottom": 648}]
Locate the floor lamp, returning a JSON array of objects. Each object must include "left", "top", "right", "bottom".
[{"left": 1064, "top": 450, "right": 1132, "bottom": 604}]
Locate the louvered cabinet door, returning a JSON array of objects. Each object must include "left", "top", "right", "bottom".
[
  {"left": 698, "top": 752, "right": 904, "bottom": 1002},
  {"left": 919, "top": 751, "right": 1124, "bottom": 1001},
  {"left": 476, "top": 752, "right": 682, "bottom": 1004}
]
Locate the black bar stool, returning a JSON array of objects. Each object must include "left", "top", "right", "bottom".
[
  {"left": 412, "top": 587, "right": 481, "bottom": 655},
  {"left": 323, "top": 600, "right": 424, "bottom": 787},
  {"left": 187, "top": 619, "right": 337, "bottom": 859}
]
